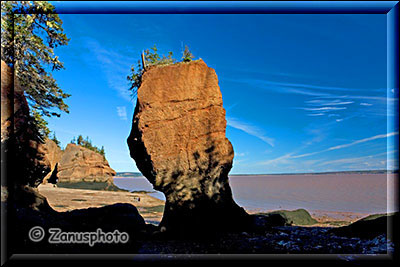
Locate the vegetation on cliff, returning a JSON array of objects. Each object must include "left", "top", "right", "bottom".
[
  {"left": 1, "top": 1, "right": 70, "bottom": 137},
  {"left": 127, "top": 44, "right": 195, "bottom": 98},
  {"left": 50, "top": 132, "right": 61, "bottom": 147},
  {"left": 70, "top": 135, "right": 105, "bottom": 158}
]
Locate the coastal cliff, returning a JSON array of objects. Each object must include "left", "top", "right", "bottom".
[
  {"left": 42, "top": 139, "right": 117, "bottom": 186},
  {"left": 1, "top": 60, "right": 52, "bottom": 211},
  {"left": 127, "top": 59, "right": 250, "bottom": 235},
  {"left": 42, "top": 139, "right": 63, "bottom": 183},
  {"left": 57, "top": 143, "right": 116, "bottom": 183}
]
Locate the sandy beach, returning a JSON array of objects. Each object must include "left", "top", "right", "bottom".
[
  {"left": 38, "top": 184, "right": 369, "bottom": 227},
  {"left": 38, "top": 184, "right": 165, "bottom": 225}
]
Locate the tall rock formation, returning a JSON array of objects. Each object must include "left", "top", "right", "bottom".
[
  {"left": 1, "top": 60, "right": 52, "bottom": 211},
  {"left": 127, "top": 59, "right": 250, "bottom": 235},
  {"left": 57, "top": 143, "right": 116, "bottom": 183}
]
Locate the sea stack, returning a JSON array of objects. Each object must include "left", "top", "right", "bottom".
[
  {"left": 56, "top": 143, "right": 116, "bottom": 183},
  {"left": 127, "top": 59, "right": 249, "bottom": 235}
]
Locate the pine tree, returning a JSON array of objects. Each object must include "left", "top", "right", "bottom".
[
  {"left": 50, "top": 132, "right": 60, "bottom": 147},
  {"left": 77, "top": 135, "right": 83, "bottom": 146},
  {"left": 182, "top": 45, "right": 194, "bottom": 62},
  {"left": 127, "top": 44, "right": 175, "bottom": 98},
  {"left": 1, "top": 1, "right": 70, "bottom": 137}
]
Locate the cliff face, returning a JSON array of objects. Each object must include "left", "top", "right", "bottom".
[
  {"left": 1, "top": 60, "right": 52, "bottom": 211},
  {"left": 56, "top": 143, "right": 116, "bottom": 183},
  {"left": 127, "top": 59, "right": 249, "bottom": 235},
  {"left": 42, "top": 139, "right": 63, "bottom": 183}
]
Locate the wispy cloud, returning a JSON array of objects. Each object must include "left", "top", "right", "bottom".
[
  {"left": 257, "top": 152, "right": 295, "bottom": 166},
  {"left": 292, "top": 132, "right": 399, "bottom": 159},
  {"left": 306, "top": 99, "right": 354, "bottom": 106},
  {"left": 298, "top": 107, "right": 347, "bottom": 111},
  {"left": 316, "top": 150, "right": 397, "bottom": 167},
  {"left": 360, "top": 102, "right": 373, "bottom": 106},
  {"left": 116, "top": 106, "right": 128, "bottom": 121},
  {"left": 227, "top": 117, "right": 275, "bottom": 147},
  {"left": 307, "top": 113, "right": 325, "bottom": 116},
  {"left": 83, "top": 37, "right": 134, "bottom": 102},
  {"left": 328, "top": 132, "right": 398, "bottom": 151}
]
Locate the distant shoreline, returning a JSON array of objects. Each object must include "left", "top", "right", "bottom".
[{"left": 115, "top": 169, "right": 398, "bottom": 178}]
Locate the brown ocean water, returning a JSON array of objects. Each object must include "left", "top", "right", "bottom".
[{"left": 114, "top": 173, "right": 398, "bottom": 214}]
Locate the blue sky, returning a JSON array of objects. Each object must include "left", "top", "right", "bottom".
[{"left": 44, "top": 10, "right": 398, "bottom": 174}]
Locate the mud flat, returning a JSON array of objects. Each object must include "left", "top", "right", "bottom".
[
  {"left": 38, "top": 183, "right": 165, "bottom": 225},
  {"left": 38, "top": 184, "right": 368, "bottom": 227}
]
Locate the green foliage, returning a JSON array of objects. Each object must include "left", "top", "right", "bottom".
[
  {"left": 50, "top": 131, "right": 60, "bottom": 147},
  {"left": 30, "top": 109, "right": 50, "bottom": 137},
  {"left": 1, "top": 1, "right": 70, "bottom": 138},
  {"left": 70, "top": 135, "right": 106, "bottom": 159},
  {"left": 265, "top": 209, "right": 318, "bottom": 226},
  {"left": 182, "top": 45, "right": 194, "bottom": 62},
  {"left": 77, "top": 135, "right": 84, "bottom": 146},
  {"left": 127, "top": 44, "right": 176, "bottom": 98}
]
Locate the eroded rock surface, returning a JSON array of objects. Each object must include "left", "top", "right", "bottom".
[
  {"left": 42, "top": 139, "right": 63, "bottom": 183},
  {"left": 1, "top": 60, "right": 51, "bottom": 210},
  {"left": 128, "top": 59, "right": 249, "bottom": 234},
  {"left": 57, "top": 143, "right": 116, "bottom": 183}
]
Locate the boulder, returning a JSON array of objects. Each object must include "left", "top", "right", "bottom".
[
  {"left": 57, "top": 143, "right": 116, "bottom": 183},
  {"left": 331, "top": 212, "right": 398, "bottom": 239},
  {"left": 256, "top": 209, "right": 318, "bottom": 226},
  {"left": 127, "top": 59, "right": 250, "bottom": 235}
]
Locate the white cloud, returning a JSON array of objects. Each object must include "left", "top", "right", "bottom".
[
  {"left": 300, "top": 107, "right": 347, "bottom": 111},
  {"left": 227, "top": 117, "right": 275, "bottom": 147},
  {"left": 306, "top": 99, "right": 354, "bottom": 106},
  {"left": 307, "top": 113, "right": 325, "bottom": 116},
  {"left": 327, "top": 132, "right": 398, "bottom": 151},
  {"left": 292, "top": 132, "right": 399, "bottom": 159},
  {"left": 360, "top": 102, "right": 373, "bottom": 106},
  {"left": 84, "top": 38, "right": 134, "bottom": 102},
  {"left": 117, "top": 106, "right": 127, "bottom": 121},
  {"left": 257, "top": 152, "right": 294, "bottom": 166},
  {"left": 317, "top": 150, "right": 397, "bottom": 167}
]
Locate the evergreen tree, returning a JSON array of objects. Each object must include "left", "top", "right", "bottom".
[
  {"left": 50, "top": 132, "right": 60, "bottom": 147},
  {"left": 77, "top": 135, "right": 83, "bottom": 146},
  {"left": 127, "top": 44, "right": 175, "bottom": 98},
  {"left": 1, "top": 1, "right": 70, "bottom": 137},
  {"left": 182, "top": 45, "right": 194, "bottom": 62}
]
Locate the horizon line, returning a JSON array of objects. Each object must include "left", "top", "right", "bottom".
[{"left": 115, "top": 169, "right": 398, "bottom": 176}]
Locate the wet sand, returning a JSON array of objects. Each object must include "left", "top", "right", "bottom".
[
  {"left": 38, "top": 184, "right": 165, "bottom": 225},
  {"left": 38, "top": 183, "right": 371, "bottom": 227}
]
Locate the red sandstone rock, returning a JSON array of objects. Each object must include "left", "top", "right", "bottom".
[
  {"left": 57, "top": 143, "right": 116, "bottom": 183},
  {"left": 128, "top": 59, "right": 249, "bottom": 234},
  {"left": 1, "top": 60, "right": 52, "bottom": 210},
  {"left": 42, "top": 139, "right": 63, "bottom": 183}
]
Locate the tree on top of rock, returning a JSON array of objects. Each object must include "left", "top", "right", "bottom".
[
  {"left": 182, "top": 45, "right": 194, "bottom": 62},
  {"left": 127, "top": 45, "right": 176, "bottom": 98},
  {"left": 1, "top": 1, "right": 70, "bottom": 137},
  {"left": 50, "top": 132, "right": 60, "bottom": 147},
  {"left": 77, "top": 135, "right": 84, "bottom": 146},
  {"left": 70, "top": 135, "right": 106, "bottom": 159}
]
